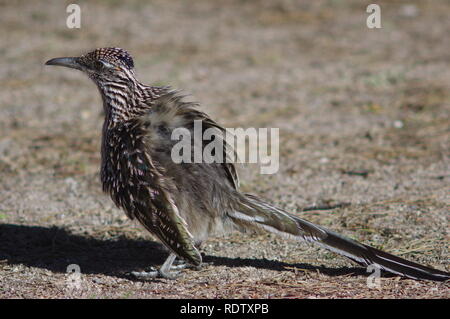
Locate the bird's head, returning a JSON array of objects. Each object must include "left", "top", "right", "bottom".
[{"left": 45, "top": 47, "right": 136, "bottom": 85}]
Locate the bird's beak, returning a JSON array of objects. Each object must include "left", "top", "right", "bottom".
[{"left": 45, "top": 57, "right": 83, "bottom": 70}]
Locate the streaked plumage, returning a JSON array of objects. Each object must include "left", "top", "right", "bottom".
[{"left": 45, "top": 48, "right": 449, "bottom": 281}]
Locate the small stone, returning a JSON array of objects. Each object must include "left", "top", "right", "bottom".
[{"left": 393, "top": 120, "right": 404, "bottom": 129}]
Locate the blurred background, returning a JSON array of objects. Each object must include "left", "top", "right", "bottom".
[{"left": 0, "top": 0, "right": 448, "bottom": 298}]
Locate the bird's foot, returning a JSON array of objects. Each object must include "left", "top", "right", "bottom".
[
  {"left": 173, "top": 259, "right": 212, "bottom": 271},
  {"left": 130, "top": 261, "right": 211, "bottom": 280},
  {"left": 130, "top": 266, "right": 181, "bottom": 280},
  {"left": 130, "top": 253, "right": 211, "bottom": 280}
]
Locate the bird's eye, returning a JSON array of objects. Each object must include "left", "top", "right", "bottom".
[
  {"left": 95, "top": 60, "right": 114, "bottom": 70},
  {"left": 94, "top": 60, "right": 104, "bottom": 70}
]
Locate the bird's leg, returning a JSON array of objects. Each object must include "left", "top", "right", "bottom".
[
  {"left": 131, "top": 253, "right": 180, "bottom": 280},
  {"left": 158, "top": 253, "right": 181, "bottom": 278}
]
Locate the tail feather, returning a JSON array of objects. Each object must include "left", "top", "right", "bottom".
[{"left": 229, "top": 194, "right": 449, "bottom": 281}]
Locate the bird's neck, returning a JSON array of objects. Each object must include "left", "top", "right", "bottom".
[{"left": 98, "top": 79, "right": 150, "bottom": 126}]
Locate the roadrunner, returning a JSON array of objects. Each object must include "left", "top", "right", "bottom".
[{"left": 46, "top": 48, "right": 449, "bottom": 281}]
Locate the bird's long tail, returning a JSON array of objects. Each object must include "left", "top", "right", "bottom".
[{"left": 229, "top": 194, "right": 449, "bottom": 281}]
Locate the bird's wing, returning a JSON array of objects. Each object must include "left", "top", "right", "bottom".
[
  {"left": 106, "top": 119, "right": 202, "bottom": 266},
  {"left": 135, "top": 152, "right": 202, "bottom": 266},
  {"left": 143, "top": 90, "right": 240, "bottom": 190}
]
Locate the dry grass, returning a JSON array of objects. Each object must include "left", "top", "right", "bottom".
[{"left": 0, "top": 0, "right": 449, "bottom": 298}]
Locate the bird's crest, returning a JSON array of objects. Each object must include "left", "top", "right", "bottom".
[{"left": 84, "top": 47, "right": 134, "bottom": 69}]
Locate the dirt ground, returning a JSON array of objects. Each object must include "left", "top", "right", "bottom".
[{"left": 0, "top": 0, "right": 448, "bottom": 299}]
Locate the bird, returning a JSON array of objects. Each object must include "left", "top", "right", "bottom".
[{"left": 45, "top": 47, "right": 449, "bottom": 281}]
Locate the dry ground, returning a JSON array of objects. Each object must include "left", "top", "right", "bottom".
[{"left": 0, "top": 0, "right": 449, "bottom": 298}]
